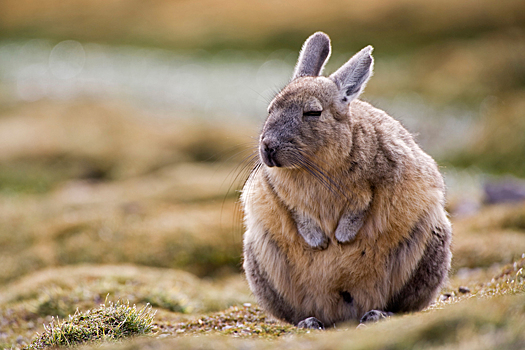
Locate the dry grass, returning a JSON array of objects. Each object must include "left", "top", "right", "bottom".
[
  {"left": 1, "top": 257, "right": 522, "bottom": 349},
  {"left": 0, "top": 100, "right": 255, "bottom": 285},
  {"left": 451, "top": 203, "right": 525, "bottom": 270},
  {"left": 0, "top": 100, "right": 252, "bottom": 180},
  {"left": 450, "top": 92, "right": 525, "bottom": 177},
  {"left": 68, "top": 259, "right": 523, "bottom": 350},
  {"left": 80, "top": 294, "right": 525, "bottom": 350},
  {"left": 1, "top": 0, "right": 523, "bottom": 52}
]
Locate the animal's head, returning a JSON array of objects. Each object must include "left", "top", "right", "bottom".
[{"left": 260, "top": 32, "right": 374, "bottom": 169}]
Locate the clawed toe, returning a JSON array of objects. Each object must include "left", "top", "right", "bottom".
[
  {"left": 359, "top": 310, "right": 393, "bottom": 324},
  {"left": 297, "top": 317, "right": 325, "bottom": 330}
]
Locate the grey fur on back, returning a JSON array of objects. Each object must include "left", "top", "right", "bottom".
[{"left": 241, "top": 31, "right": 452, "bottom": 328}]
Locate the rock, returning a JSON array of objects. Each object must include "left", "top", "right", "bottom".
[
  {"left": 484, "top": 176, "right": 525, "bottom": 204},
  {"left": 458, "top": 286, "right": 471, "bottom": 294},
  {"left": 440, "top": 293, "right": 453, "bottom": 301},
  {"left": 452, "top": 199, "right": 481, "bottom": 217}
]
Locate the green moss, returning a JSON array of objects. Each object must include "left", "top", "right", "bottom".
[
  {"left": 502, "top": 212, "right": 525, "bottom": 231},
  {"left": 140, "top": 292, "right": 190, "bottom": 314},
  {"left": 0, "top": 162, "right": 59, "bottom": 194},
  {"left": 27, "top": 300, "right": 155, "bottom": 349},
  {"left": 34, "top": 295, "right": 76, "bottom": 320},
  {"left": 0, "top": 157, "right": 112, "bottom": 195}
]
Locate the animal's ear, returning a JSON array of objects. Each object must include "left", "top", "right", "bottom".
[
  {"left": 292, "top": 32, "right": 331, "bottom": 80},
  {"left": 329, "top": 46, "right": 374, "bottom": 105}
]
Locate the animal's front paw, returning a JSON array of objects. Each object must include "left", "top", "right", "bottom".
[
  {"left": 359, "top": 310, "right": 393, "bottom": 324},
  {"left": 335, "top": 211, "right": 365, "bottom": 243},
  {"left": 297, "top": 317, "right": 325, "bottom": 330},
  {"left": 294, "top": 213, "right": 328, "bottom": 250},
  {"left": 301, "top": 228, "right": 329, "bottom": 250}
]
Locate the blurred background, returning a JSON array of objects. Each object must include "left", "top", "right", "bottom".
[{"left": 1, "top": 0, "right": 525, "bottom": 347}]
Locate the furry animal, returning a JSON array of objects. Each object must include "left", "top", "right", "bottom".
[{"left": 241, "top": 32, "right": 452, "bottom": 329}]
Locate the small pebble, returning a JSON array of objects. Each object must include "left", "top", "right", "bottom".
[
  {"left": 440, "top": 293, "right": 453, "bottom": 301},
  {"left": 458, "top": 286, "right": 471, "bottom": 294}
]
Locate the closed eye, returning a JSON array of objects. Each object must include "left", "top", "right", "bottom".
[{"left": 303, "top": 111, "right": 322, "bottom": 117}]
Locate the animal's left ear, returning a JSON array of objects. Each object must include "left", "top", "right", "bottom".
[
  {"left": 292, "top": 32, "right": 332, "bottom": 80},
  {"left": 329, "top": 45, "right": 374, "bottom": 105}
]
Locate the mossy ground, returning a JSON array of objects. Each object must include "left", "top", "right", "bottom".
[{"left": 3, "top": 255, "right": 522, "bottom": 349}]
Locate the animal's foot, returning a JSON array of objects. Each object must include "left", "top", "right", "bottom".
[
  {"left": 294, "top": 213, "right": 328, "bottom": 250},
  {"left": 359, "top": 310, "right": 393, "bottom": 324},
  {"left": 302, "top": 230, "right": 329, "bottom": 250},
  {"left": 335, "top": 211, "right": 365, "bottom": 243},
  {"left": 297, "top": 317, "right": 325, "bottom": 330}
]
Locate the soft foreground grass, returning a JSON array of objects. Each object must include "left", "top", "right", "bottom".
[
  {"left": 0, "top": 255, "right": 523, "bottom": 349},
  {"left": 1, "top": 255, "right": 522, "bottom": 349},
  {"left": 82, "top": 292, "right": 525, "bottom": 350},
  {"left": 0, "top": 265, "right": 254, "bottom": 349}
]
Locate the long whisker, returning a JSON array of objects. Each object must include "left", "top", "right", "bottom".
[
  {"left": 215, "top": 139, "right": 259, "bottom": 196},
  {"left": 293, "top": 151, "right": 350, "bottom": 203},
  {"left": 224, "top": 150, "right": 260, "bottom": 194},
  {"left": 220, "top": 143, "right": 260, "bottom": 238},
  {"left": 294, "top": 157, "right": 339, "bottom": 197},
  {"left": 231, "top": 159, "right": 263, "bottom": 236},
  {"left": 218, "top": 141, "right": 260, "bottom": 163}
]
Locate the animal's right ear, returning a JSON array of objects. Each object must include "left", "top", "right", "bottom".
[
  {"left": 292, "top": 32, "right": 331, "bottom": 80},
  {"left": 329, "top": 46, "right": 374, "bottom": 105}
]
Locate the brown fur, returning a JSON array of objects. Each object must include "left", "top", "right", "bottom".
[{"left": 241, "top": 32, "right": 452, "bottom": 327}]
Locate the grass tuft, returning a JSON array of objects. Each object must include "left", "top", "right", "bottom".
[{"left": 27, "top": 300, "right": 156, "bottom": 349}]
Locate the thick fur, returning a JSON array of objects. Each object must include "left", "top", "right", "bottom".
[{"left": 241, "top": 32, "right": 452, "bottom": 327}]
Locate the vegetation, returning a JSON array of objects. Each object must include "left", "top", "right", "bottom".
[
  {"left": 90, "top": 293, "right": 525, "bottom": 350},
  {"left": 27, "top": 301, "right": 155, "bottom": 349}
]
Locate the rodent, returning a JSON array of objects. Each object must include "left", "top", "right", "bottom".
[{"left": 241, "top": 32, "right": 452, "bottom": 329}]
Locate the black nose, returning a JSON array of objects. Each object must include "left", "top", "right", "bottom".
[{"left": 261, "top": 140, "right": 279, "bottom": 167}]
